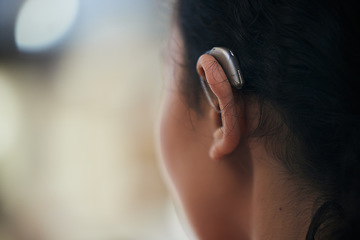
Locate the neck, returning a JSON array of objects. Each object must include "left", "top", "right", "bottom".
[{"left": 249, "top": 142, "right": 314, "bottom": 240}]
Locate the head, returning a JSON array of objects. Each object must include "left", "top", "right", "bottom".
[{"left": 157, "top": 0, "right": 360, "bottom": 239}]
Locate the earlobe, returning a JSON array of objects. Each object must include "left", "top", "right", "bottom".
[{"left": 196, "top": 54, "right": 245, "bottom": 160}]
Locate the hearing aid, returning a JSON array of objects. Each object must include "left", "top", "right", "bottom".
[
  {"left": 199, "top": 47, "right": 244, "bottom": 113},
  {"left": 206, "top": 47, "right": 244, "bottom": 89}
]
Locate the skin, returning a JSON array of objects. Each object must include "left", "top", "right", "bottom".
[{"left": 157, "top": 26, "right": 314, "bottom": 240}]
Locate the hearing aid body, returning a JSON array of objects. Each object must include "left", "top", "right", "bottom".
[
  {"left": 206, "top": 47, "right": 244, "bottom": 89},
  {"left": 198, "top": 47, "right": 244, "bottom": 113}
]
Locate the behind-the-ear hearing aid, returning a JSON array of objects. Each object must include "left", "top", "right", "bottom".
[
  {"left": 206, "top": 47, "right": 244, "bottom": 89},
  {"left": 199, "top": 47, "right": 244, "bottom": 113}
]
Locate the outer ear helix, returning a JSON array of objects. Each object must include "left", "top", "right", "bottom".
[{"left": 196, "top": 52, "right": 244, "bottom": 160}]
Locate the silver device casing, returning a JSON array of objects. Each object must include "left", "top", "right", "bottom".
[{"left": 207, "top": 47, "right": 244, "bottom": 89}]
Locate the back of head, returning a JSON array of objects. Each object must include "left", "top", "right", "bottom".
[{"left": 176, "top": 0, "right": 360, "bottom": 238}]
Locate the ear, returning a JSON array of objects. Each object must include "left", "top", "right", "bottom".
[{"left": 196, "top": 54, "right": 245, "bottom": 160}]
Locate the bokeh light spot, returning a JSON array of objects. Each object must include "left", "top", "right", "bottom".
[{"left": 15, "top": 0, "right": 79, "bottom": 53}]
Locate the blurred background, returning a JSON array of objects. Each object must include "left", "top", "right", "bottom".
[{"left": 0, "top": 0, "right": 188, "bottom": 239}]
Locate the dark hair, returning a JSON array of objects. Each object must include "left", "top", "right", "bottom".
[{"left": 175, "top": 0, "right": 360, "bottom": 239}]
